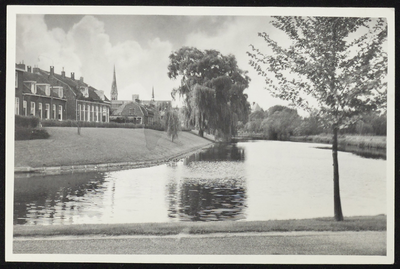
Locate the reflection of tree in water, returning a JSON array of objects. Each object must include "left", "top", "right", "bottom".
[
  {"left": 167, "top": 177, "right": 247, "bottom": 222},
  {"left": 184, "top": 143, "right": 245, "bottom": 165},
  {"left": 14, "top": 172, "right": 107, "bottom": 225}
]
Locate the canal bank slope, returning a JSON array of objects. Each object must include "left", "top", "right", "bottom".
[
  {"left": 15, "top": 127, "right": 213, "bottom": 172},
  {"left": 13, "top": 215, "right": 386, "bottom": 237}
]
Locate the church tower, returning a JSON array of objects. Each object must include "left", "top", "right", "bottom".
[{"left": 111, "top": 65, "right": 118, "bottom": 101}]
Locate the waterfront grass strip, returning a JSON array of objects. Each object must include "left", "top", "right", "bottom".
[{"left": 13, "top": 215, "right": 386, "bottom": 238}]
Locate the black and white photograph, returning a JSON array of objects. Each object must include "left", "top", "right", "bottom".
[{"left": 5, "top": 6, "right": 394, "bottom": 264}]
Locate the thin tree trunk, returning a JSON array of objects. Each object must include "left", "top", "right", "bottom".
[{"left": 332, "top": 124, "right": 344, "bottom": 221}]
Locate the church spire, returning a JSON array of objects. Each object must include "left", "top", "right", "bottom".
[
  {"left": 151, "top": 86, "right": 155, "bottom": 101},
  {"left": 111, "top": 65, "right": 118, "bottom": 101}
]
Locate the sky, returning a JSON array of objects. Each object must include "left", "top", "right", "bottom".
[{"left": 16, "top": 14, "right": 292, "bottom": 111}]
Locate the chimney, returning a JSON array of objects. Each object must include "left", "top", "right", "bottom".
[
  {"left": 50, "top": 66, "right": 54, "bottom": 76},
  {"left": 33, "top": 66, "right": 40, "bottom": 74},
  {"left": 61, "top": 67, "right": 65, "bottom": 78},
  {"left": 80, "top": 76, "right": 84, "bottom": 83},
  {"left": 27, "top": 66, "right": 32, "bottom": 73},
  {"left": 71, "top": 72, "right": 75, "bottom": 80},
  {"left": 16, "top": 63, "right": 26, "bottom": 70}
]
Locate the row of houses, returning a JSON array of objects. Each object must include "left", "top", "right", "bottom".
[
  {"left": 15, "top": 63, "right": 111, "bottom": 123},
  {"left": 15, "top": 63, "right": 174, "bottom": 125}
]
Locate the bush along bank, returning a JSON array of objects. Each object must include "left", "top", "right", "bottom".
[
  {"left": 290, "top": 134, "right": 386, "bottom": 149},
  {"left": 15, "top": 115, "right": 50, "bottom": 141}
]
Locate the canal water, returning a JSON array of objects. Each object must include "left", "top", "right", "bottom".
[{"left": 14, "top": 141, "right": 387, "bottom": 225}]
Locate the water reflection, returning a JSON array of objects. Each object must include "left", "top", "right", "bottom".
[
  {"left": 167, "top": 178, "right": 246, "bottom": 222},
  {"left": 13, "top": 141, "right": 386, "bottom": 225},
  {"left": 14, "top": 172, "right": 108, "bottom": 225},
  {"left": 183, "top": 143, "right": 245, "bottom": 165},
  {"left": 14, "top": 143, "right": 248, "bottom": 225}
]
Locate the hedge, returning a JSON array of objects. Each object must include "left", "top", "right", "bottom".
[
  {"left": 15, "top": 127, "right": 50, "bottom": 140},
  {"left": 41, "top": 119, "right": 165, "bottom": 131},
  {"left": 15, "top": 115, "right": 40, "bottom": 128}
]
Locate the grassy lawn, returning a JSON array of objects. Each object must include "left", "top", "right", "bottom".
[
  {"left": 15, "top": 127, "right": 212, "bottom": 168},
  {"left": 13, "top": 215, "right": 386, "bottom": 237}
]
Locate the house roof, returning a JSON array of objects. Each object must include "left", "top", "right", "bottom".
[
  {"left": 21, "top": 71, "right": 64, "bottom": 99},
  {"left": 112, "top": 101, "right": 151, "bottom": 117},
  {"left": 38, "top": 69, "right": 110, "bottom": 103}
]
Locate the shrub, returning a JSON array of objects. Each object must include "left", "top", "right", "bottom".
[
  {"left": 15, "top": 115, "right": 40, "bottom": 128},
  {"left": 15, "top": 127, "right": 50, "bottom": 140}
]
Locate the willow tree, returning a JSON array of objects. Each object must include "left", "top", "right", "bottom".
[
  {"left": 164, "top": 109, "right": 181, "bottom": 142},
  {"left": 168, "top": 47, "right": 251, "bottom": 140},
  {"left": 248, "top": 17, "right": 387, "bottom": 221}
]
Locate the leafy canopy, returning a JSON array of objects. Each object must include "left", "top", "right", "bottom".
[
  {"left": 168, "top": 47, "right": 251, "bottom": 137},
  {"left": 247, "top": 17, "right": 387, "bottom": 129}
]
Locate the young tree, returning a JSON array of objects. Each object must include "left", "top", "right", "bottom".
[
  {"left": 248, "top": 17, "right": 387, "bottom": 221},
  {"left": 164, "top": 109, "right": 181, "bottom": 142},
  {"left": 168, "top": 47, "right": 251, "bottom": 140}
]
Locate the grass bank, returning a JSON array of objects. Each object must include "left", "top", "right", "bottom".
[
  {"left": 13, "top": 215, "right": 385, "bottom": 238},
  {"left": 290, "top": 134, "right": 386, "bottom": 149},
  {"left": 14, "top": 127, "right": 212, "bottom": 168}
]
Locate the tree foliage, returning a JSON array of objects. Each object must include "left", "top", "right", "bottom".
[
  {"left": 247, "top": 16, "right": 387, "bottom": 221},
  {"left": 261, "top": 107, "right": 301, "bottom": 140},
  {"left": 248, "top": 17, "right": 387, "bottom": 126},
  {"left": 168, "top": 47, "right": 251, "bottom": 140},
  {"left": 164, "top": 109, "right": 181, "bottom": 142}
]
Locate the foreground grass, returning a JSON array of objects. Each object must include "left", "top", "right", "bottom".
[
  {"left": 290, "top": 134, "right": 386, "bottom": 149},
  {"left": 13, "top": 215, "right": 386, "bottom": 238},
  {"left": 15, "top": 127, "right": 212, "bottom": 168}
]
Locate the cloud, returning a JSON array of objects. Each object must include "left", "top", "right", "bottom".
[{"left": 16, "top": 15, "right": 179, "bottom": 102}]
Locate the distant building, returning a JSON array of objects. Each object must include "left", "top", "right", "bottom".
[
  {"left": 251, "top": 102, "right": 262, "bottom": 113},
  {"left": 110, "top": 101, "right": 154, "bottom": 124},
  {"left": 109, "top": 67, "right": 171, "bottom": 125},
  {"left": 111, "top": 65, "right": 118, "bottom": 101}
]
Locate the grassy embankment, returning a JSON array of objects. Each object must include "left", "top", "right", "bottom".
[
  {"left": 13, "top": 215, "right": 386, "bottom": 237},
  {"left": 290, "top": 134, "right": 386, "bottom": 149},
  {"left": 14, "top": 127, "right": 212, "bottom": 168}
]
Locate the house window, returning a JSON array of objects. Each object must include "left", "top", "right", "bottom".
[
  {"left": 106, "top": 107, "right": 109, "bottom": 122},
  {"left": 91, "top": 105, "right": 94, "bottom": 122},
  {"left": 45, "top": 85, "right": 50, "bottom": 96},
  {"left": 87, "top": 104, "right": 90, "bottom": 121},
  {"left": 45, "top": 104, "right": 50, "bottom": 119},
  {"left": 38, "top": 103, "right": 42, "bottom": 119},
  {"left": 15, "top": 97, "right": 19, "bottom": 115},
  {"left": 30, "top": 102, "right": 35, "bottom": 116},
  {"left": 31, "top": 83, "right": 36, "bottom": 94},
  {"left": 58, "top": 105, "right": 62, "bottom": 120},
  {"left": 15, "top": 71, "right": 18, "bottom": 88},
  {"left": 58, "top": 88, "right": 63, "bottom": 98},
  {"left": 137, "top": 117, "right": 142, "bottom": 124},
  {"left": 96, "top": 106, "right": 99, "bottom": 122},
  {"left": 82, "top": 104, "right": 86, "bottom": 121},
  {"left": 78, "top": 104, "right": 81, "bottom": 121},
  {"left": 53, "top": 104, "right": 56, "bottom": 119},
  {"left": 23, "top": 100, "right": 27, "bottom": 116}
]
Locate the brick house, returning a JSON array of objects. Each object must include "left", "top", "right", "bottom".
[
  {"left": 15, "top": 64, "right": 111, "bottom": 122},
  {"left": 15, "top": 64, "right": 67, "bottom": 120},
  {"left": 40, "top": 67, "right": 111, "bottom": 122}
]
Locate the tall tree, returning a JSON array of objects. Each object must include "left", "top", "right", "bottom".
[
  {"left": 248, "top": 17, "right": 387, "bottom": 221},
  {"left": 168, "top": 47, "right": 251, "bottom": 140}
]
